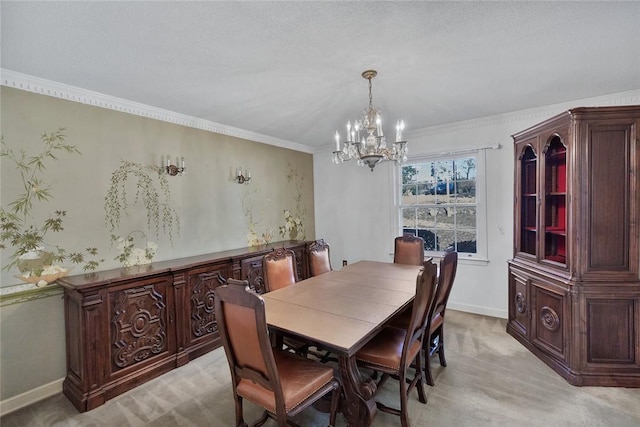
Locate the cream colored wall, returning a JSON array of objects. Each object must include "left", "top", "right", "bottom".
[
  {"left": 0, "top": 87, "right": 314, "bottom": 403},
  {"left": 313, "top": 91, "right": 640, "bottom": 320}
]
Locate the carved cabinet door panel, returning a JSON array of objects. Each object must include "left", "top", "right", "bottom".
[
  {"left": 105, "top": 274, "right": 176, "bottom": 381},
  {"left": 508, "top": 267, "right": 530, "bottom": 339},
  {"left": 531, "top": 281, "right": 567, "bottom": 362},
  {"left": 184, "top": 262, "right": 231, "bottom": 355},
  {"left": 240, "top": 255, "right": 267, "bottom": 294}
]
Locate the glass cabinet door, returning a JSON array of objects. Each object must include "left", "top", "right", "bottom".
[
  {"left": 520, "top": 145, "right": 537, "bottom": 256},
  {"left": 542, "top": 136, "right": 567, "bottom": 265}
]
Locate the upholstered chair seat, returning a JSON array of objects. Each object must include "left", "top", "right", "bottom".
[
  {"left": 355, "top": 327, "right": 422, "bottom": 372},
  {"left": 237, "top": 351, "right": 335, "bottom": 413}
]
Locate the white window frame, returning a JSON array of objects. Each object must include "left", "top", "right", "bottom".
[{"left": 393, "top": 150, "right": 488, "bottom": 263}]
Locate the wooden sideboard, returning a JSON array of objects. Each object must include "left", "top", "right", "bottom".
[{"left": 58, "top": 240, "right": 309, "bottom": 412}]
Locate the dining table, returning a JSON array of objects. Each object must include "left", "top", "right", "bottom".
[{"left": 261, "top": 260, "right": 424, "bottom": 427}]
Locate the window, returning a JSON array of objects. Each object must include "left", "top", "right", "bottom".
[{"left": 398, "top": 153, "right": 486, "bottom": 258}]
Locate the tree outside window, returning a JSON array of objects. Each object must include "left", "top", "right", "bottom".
[{"left": 400, "top": 156, "right": 477, "bottom": 254}]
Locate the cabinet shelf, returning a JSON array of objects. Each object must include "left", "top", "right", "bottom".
[
  {"left": 547, "top": 152, "right": 566, "bottom": 161},
  {"left": 545, "top": 228, "right": 566, "bottom": 236},
  {"left": 544, "top": 255, "right": 566, "bottom": 263}
]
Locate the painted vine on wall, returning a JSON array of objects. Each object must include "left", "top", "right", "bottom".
[
  {"left": 104, "top": 160, "right": 182, "bottom": 267},
  {"left": 278, "top": 162, "right": 306, "bottom": 240},
  {"left": 243, "top": 162, "right": 307, "bottom": 246},
  {"left": 242, "top": 182, "right": 274, "bottom": 247}
]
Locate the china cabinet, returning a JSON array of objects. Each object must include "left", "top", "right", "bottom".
[{"left": 507, "top": 106, "right": 640, "bottom": 386}]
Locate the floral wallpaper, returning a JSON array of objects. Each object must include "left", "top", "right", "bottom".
[{"left": 243, "top": 162, "right": 308, "bottom": 246}]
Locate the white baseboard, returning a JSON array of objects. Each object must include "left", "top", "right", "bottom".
[
  {"left": 449, "top": 302, "right": 507, "bottom": 319},
  {"left": 0, "top": 378, "right": 63, "bottom": 417}
]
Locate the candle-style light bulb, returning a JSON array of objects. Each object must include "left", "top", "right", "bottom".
[{"left": 334, "top": 131, "right": 340, "bottom": 151}]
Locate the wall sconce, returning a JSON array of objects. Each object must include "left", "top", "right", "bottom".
[
  {"left": 236, "top": 167, "right": 251, "bottom": 184},
  {"left": 161, "top": 156, "right": 186, "bottom": 176}
]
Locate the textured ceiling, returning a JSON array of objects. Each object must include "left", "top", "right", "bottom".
[{"left": 2, "top": 1, "right": 639, "bottom": 149}]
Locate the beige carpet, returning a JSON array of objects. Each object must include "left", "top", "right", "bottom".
[{"left": 3, "top": 310, "right": 640, "bottom": 426}]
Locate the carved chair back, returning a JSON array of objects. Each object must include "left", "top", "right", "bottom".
[
  {"left": 262, "top": 247, "right": 298, "bottom": 293},
  {"left": 308, "top": 239, "right": 332, "bottom": 276}
]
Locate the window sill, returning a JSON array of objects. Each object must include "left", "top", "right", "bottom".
[
  {"left": 428, "top": 254, "right": 489, "bottom": 266},
  {"left": 388, "top": 253, "right": 490, "bottom": 266}
]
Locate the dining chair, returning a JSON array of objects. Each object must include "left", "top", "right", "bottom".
[
  {"left": 424, "top": 250, "right": 458, "bottom": 386},
  {"left": 394, "top": 234, "right": 425, "bottom": 266},
  {"left": 305, "top": 238, "right": 340, "bottom": 362},
  {"left": 214, "top": 279, "right": 341, "bottom": 427},
  {"left": 307, "top": 239, "right": 332, "bottom": 276},
  {"left": 389, "top": 234, "right": 428, "bottom": 330},
  {"left": 355, "top": 261, "right": 438, "bottom": 427},
  {"left": 391, "top": 251, "right": 459, "bottom": 386},
  {"left": 262, "top": 247, "right": 307, "bottom": 355},
  {"left": 262, "top": 247, "right": 299, "bottom": 292}
]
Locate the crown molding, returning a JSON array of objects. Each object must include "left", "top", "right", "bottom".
[
  {"left": 0, "top": 69, "right": 313, "bottom": 154},
  {"left": 5, "top": 68, "right": 637, "bottom": 155},
  {"left": 313, "top": 89, "right": 640, "bottom": 153},
  {"left": 407, "top": 89, "right": 640, "bottom": 139}
]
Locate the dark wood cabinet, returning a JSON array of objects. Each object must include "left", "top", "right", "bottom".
[
  {"left": 175, "top": 261, "right": 231, "bottom": 365},
  {"left": 507, "top": 106, "right": 640, "bottom": 386},
  {"left": 59, "top": 241, "right": 309, "bottom": 411}
]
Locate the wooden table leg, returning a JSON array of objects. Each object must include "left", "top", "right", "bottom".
[{"left": 338, "top": 354, "right": 377, "bottom": 427}]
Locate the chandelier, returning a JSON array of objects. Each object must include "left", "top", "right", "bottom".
[{"left": 332, "top": 70, "right": 408, "bottom": 171}]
